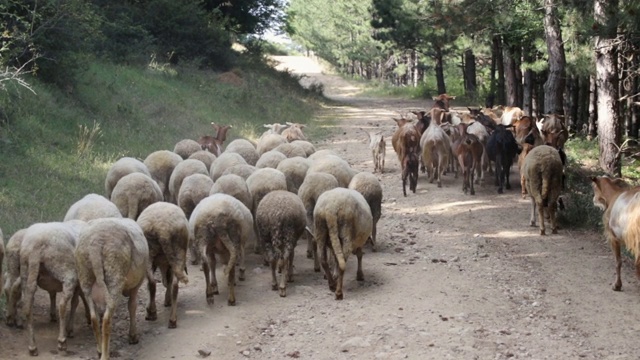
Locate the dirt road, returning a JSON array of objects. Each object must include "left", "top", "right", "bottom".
[{"left": 2, "top": 56, "right": 639, "bottom": 360}]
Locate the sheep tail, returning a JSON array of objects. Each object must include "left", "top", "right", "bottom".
[
  {"left": 219, "top": 231, "right": 237, "bottom": 278},
  {"left": 159, "top": 231, "right": 189, "bottom": 285},
  {"left": 328, "top": 218, "right": 346, "bottom": 272},
  {"left": 541, "top": 174, "right": 550, "bottom": 208},
  {"left": 89, "top": 244, "right": 109, "bottom": 314}
]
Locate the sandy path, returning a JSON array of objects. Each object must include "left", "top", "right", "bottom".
[{"left": 2, "top": 56, "right": 639, "bottom": 360}]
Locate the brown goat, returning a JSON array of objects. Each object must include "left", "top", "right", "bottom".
[
  {"left": 392, "top": 118, "right": 420, "bottom": 196},
  {"left": 198, "top": 123, "right": 232, "bottom": 156},
  {"left": 451, "top": 123, "right": 483, "bottom": 195},
  {"left": 432, "top": 93, "right": 456, "bottom": 111},
  {"left": 591, "top": 176, "right": 640, "bottom": 291}
]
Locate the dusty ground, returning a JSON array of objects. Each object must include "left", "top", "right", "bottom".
[{"left": 2, "top": 56, "right": 640, "bottom": 360}]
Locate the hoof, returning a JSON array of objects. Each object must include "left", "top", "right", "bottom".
[
  {"left": 271, "top": 284, "right": 278, "bottom": 291},
  {"left": 335, "top": 293, "right": 343, "bottom": 300},
  {"left": 552, "top": 229, "right": 558, "bottom": 234},
  {"left": 279, "top": 288, "right": 287, "bottom": 297},
  {"left": 227, "top": 299, "right": 236, "bottom": 306},
  {"left": 168, "top": 320, "right": 177, "bottom": 329},
  {"left": 540, "top": 230, "right": 546, "bottom": 235},
  {"left": 306, "top": 251, "right": 313, "bottom": 259},
  {"left": 212, "top": 287, "right": 219, "bottom": 295},
  {"left": 129, "top": 334, "right": 139, "bottom": 344},
  {"left": 206, "top": 296, "right": 214, "bottom": 305},
  {"left": 497, "top": 189, "right": 503, "bottom": 194},
  {"left": 29, "top": 347, "right": 38, "bottom": 356},
  {"left": 329, "top": 284, "right": 336, "bottom": 292},
  {"left": 437, "top": 182, "right": 442, "bottom": 188},
  {"left": 164, "top": 301, "right": 171, "bottom": 307},
  {"left": 58, "top": 339, "right": 67, "bottom": 352},
  {"left": 145, "top": 310, "right": 157, "bottom": 321},
  {"left": 357, "top": 273, "right": 364, "bottom": 282},
  {"left": 470, "top": 190, "right": 475, "bottom": 195},
  {"left": 6, "top": 318, "right": 16, "bottom": 327},
  {"left": 50, "top": 315, "right": 58, "bottom": 323},
  {"left": 314, "top": 267, "right": 320, "bottom": 273},
  {"left": 66, "top": 328, "right": 75, "bottom": 338}
]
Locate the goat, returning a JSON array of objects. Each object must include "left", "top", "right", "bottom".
[
  {"left": 432, "top": 93, "right": 456, "bottom": 111},
  {"left": 282, "top": 122, "right": 307, "bottom": 142},
  {"left": 391, "top": 118, "right": 420, "bottom": 196},
  {"left": 591, "top": 176, "right": 640, "bottom": 291},
  {"left": 198, "top": 123, "right": 232, "bottom": 156},
  {"left": 362, "top": 129, "right": 386, "bottom": 173},
  {"left": 486, "top": 124, "right": 520, "bottom": 193},
  {"left": 420, "top": 108, "right": 451, "bottom": 188},
  {"left": 452, "top": 123, "right": 483, "bottom": 195}
]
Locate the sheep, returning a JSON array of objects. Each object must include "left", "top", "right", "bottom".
[
  {"left": 19, "top": 221, "right": 87, "bottom": 356},
  {"left": 178, "top": 173, "right": 214, "bottom": 220},
  {"left": 307, "top": 154, "right": 358, "bottom": 188},
  {"left": 111, "top": 172, "right": 163, "bottom": 220},
  {"left": 277, "top": 156, "right": 311, "bottom": 194},
  {"left": 63, "top": 193, "right": 122, "bottom": 222},
  {"left": 518, "top": 143, "right": 535, "bottom": 198},
  {"left": 298, "top": 172, "right": 340, "bottom": 270},
  {"left": 291, "top": 140, "right": 316, "bottom": 157},
  {"left": 260, "top": 123, "right": 289, "bottom": 138},
  {"left": 209, "top": 152, "right": 247, "bottom": 182},
  {"left": 255, "top": 190, "right": 307, "bottom": 297},
  {"left": 314, "top": 188, "right": 373, "bottom": 300},
  {"left": 225, "top": 138, "right": 259, "bottom": 165},
  {"left": 190, "top": 194, "right": 253, "bottom": 305},
  {"left": 523, "top": 145, "right": 564, "bottom": 235},
  {"left": 221, "top": 163, "right": 257, "bottom": 180},
  {"left": 173, "top": 139, "right": 202, "bottom": 159},
  {"left": 307, "top": 149, "right": 339, "bottom": 162},
  {"left": 188, "top": 150, "right": 217, "bottom": 170},
  {"left": 76, "top": 218, "right": 149, "bottom": 360},
  {"left": 168, "top": 158, "right": 209, "bottom": 203},
  {"left": 104, "top": 157, "right": 151, "bottom": 199},
  {"left": 256, "top": 133, "right": 287, "bottom": 155},
  {"left": 144, "top": 150, "right": 183, "bottom": 201},
  {"left": 362, "top": 129, "right": 386, "bottom": 173},
  {"left": 273, "top": 142, "right": 307, "bottom": 158},
  {"left": 246, "top": 168, "right": 288, "bottom": 254},
  {"left": 591, "top": 176, "right": 640, "bottom": 291},
  {"left": 256, "top": 150, "right": 287, "bottom": 169},
  {"left": 348, "top": 172, "right": 383, "bottom": 251},
  {"left": 281, "top": 122, "right": 308, "bottom": 142},
  {"left": 4, "top": 229, "right": 28, "bottom": 327},
  {"left": 136, "top": 202, "right": 189, "bottom": 329}
]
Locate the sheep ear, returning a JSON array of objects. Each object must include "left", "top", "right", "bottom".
[
  {"left": 264, "top": 124, "right": 273, "bottom": 129},
  {"left": 286, "top": 122, "right": 294, "bottom": 126}
]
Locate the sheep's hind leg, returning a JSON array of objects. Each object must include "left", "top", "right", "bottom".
[
  {"left": 355, "top": 247, "right": 364, "bottom": 282},
  {"left": 611, "top": 237, "right": 623, "bottom": 291},
  {"left": 127, "top": 282, "right": 143, "bottom": 344},
  {"left": 57, "top": 283, "right": 75, "bottom": 352},
  {"left": 145, "top": 269, "right": 158, "bottom": 321}
]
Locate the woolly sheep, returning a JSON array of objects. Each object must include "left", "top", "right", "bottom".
[
  {"left": 4, "top": 229, "right": 28, "bottom": 327},
  {"left": 169, "top": 159, "right": 209, "bottom": 203},
  {"left": 307, "top": 154, "right": 358, "bottom": 188},
  {"left": 291, "top": 140, "right": 316, "bottom": 157},
  {"left": 209, "top": 174, "right": 253, "bottom": 212},
  {"left": 225, "top": 139, "right": 259, "bottom": 166},
  {"left": 190, "top": 194, "right": 253, "bottom": 305},
  {"left": 20, "top": 221, "right": 87, "bottom": 356},
  {"left": 307, "top": 149, "right": 339, "bottom": 162},
  {"left": 523, "top": 145, "right": 564, "bottom": 235},
  {"left": 256, "top": 150, "right": 287, "bottom": 169},
  {"left": 104, "top": 157, "right": 151, "bottom": 199},
  {"left": 256, "top": 133, "right": 287, "bottom": 155},
  {"left": 277, "top": 156, "right": 311, "bottom": 194},
  {"left": 281, "top": 122, "right": 308, "bottom": 142},
  {"left": 221, "top": 164, "right": 257, "bottom": 180},
  {"left": 178, "top": 173, "right": 214, "bottom": 220},
  {"left": 137, "top": 202, "right": 189, "bottom": 329},
  {"left": 63, "top": 193, "right": 122, "bottom": 222},
  {"left": 76, "top": 218, "right": 149, "bottom": 360},
  {"left": 273, "top": 142, "right": 307, "bottom": 158},
  {"left": 111, "top": 172, "right": 163, "bottom": 220},
  {"left": 314, "top": 188, "right": 373, "bottom": 300},
  {"left": 256, "top": 190, "right": 307, "bottom": 297},
  {"left": 260, "top": 123, "right": 289, "bottom": 138},
  {"left": 348, "top": 172, "right": 383, "bottom": 251},
  {"left": 209, "top": 152, "right": 248, "bottom": 182},
  {"left": 188, "top": 150, "right": 217, "bottom": 170},
  {"left": 173, "top": 139, "right": 202, "bottom": 159},
  {"left": 144, "top": 150, "right": 183, "bottom": 201},
  {"left": 297, "top": 172, "right": 340, "bottom": 270},
  {"left": 246, "top": 168, "right": 288, "bottom": 254}
]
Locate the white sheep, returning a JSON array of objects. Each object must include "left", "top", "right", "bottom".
[
  {"left": 314, "top": 188, "right": 373, "bottom": 300},
  {"left": 277, "top": 156, "right": 311, "bottom": 194},
  {"left": 4, "top": 229, "right": 28, "bottom": 327},
  {"left": 348, "top": 171, "right": 383, "bottom": 251},
  {"left": 256, "top": 150, "right": 287, "bottom": 169},
  {"left": 144, "top": 150, "right": 183, "bottom": 201},
  {"left": 137, "top": 202, "right": 189, "bottom": 329},
  {"left": 168, "top": 158, "right": 209, "bottom": 204},
  {"left": 523, "top": 145, "right": 564, "bottom": 235},
  {"left": 221, "top": 163, "right": 257, "bottom": 180},
  {"left": 246, "top": 168, "right": 288, "bottom": 254},
  {"left": 260, "top": 123, "right": 289, "bottom": 138},
  {"left": 19, "top": 221, "right": 87, "bottom": 356},
  {"left": 298, "top": 172, "right": 340, "bottom": 270},
  {"left": 307, "top": 149, "right": 339, "bottom": 162},
  {"left": 307, "top": 154, "right": 358, "bottom": 188},
  {"left": 173, "top": 139, "right": 202, "bottom": 159},
  {"left": 188, "top": 150, "right": 217, "bottom": 170},
  {"left": 255, "top": 190, "right": 307, "bottom": 297},
  {"left": 178, "top": 173, "right": 214, "bottom": 220},
  {"left": 110, "top": 172, "right": 163, "bottom": 220},
  {"left": 209, "top": 152, "right": 248, "bottom": 182},
  {"left": 63, "top": 193, "right": 122, "bottom": 222},
  {"left": 256, "top": 133, "right": 287, "bottom": 155},
  {"left": 190, "top": 194, "right": 253, "bottom": 305},
  {"left": 209, "top": 174, "right": 253, "bottom": 213},
  {"left": 225, "top": 139, "right": 259, "bottom": 166},
  {"left": 291, "top": 140, "right": 316, "bottom": 157},
  {"left": 281, "top": 122, "right": 308, "bottom": 142},
  {"left": 362, "top": 130, "right": 386, "bottom": 173},
  {"left": 104, "top": 157, "right": 151, "bottom": 199},
  {"left": 273, "top": 142, "right": 307, "bottom": 158},
  {"left": 76, "top": 218, "right": 150, "bottom": 360}
]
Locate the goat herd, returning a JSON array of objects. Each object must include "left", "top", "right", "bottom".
[
  {"left": 2, "top": 96, "right": 640, "bottom": 360},
  {"left": 0, "top": 120, "right": 383, "bottom": 359}
]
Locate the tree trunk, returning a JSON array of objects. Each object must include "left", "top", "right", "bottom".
[
  {"left": 487, "top": 36, "right": 498, "bottom": 107},
  {"left": 504, "top": 44, "right": 517, "bottom": 106},
  {"left": 588, "top": 74, "right": 598, "bottom": 140},
  {"left": 495, "top": 36, "right": 505, "bottom": 105},
  {"left": 564, "top": 75, "right": 579, "bottom": 133},
  {"left": 412, "top": 49, "right": 419, "bottom": 87},
  {"left": 595, "top": 0, "right": 621, "bottom": 176},
  {"left": 577, "top": 76, "right": 590, "bottom": 135},
  {"left": 632, "top": 70, "right": 640, "bottom": 139},
  {"left": 543, "top": 0, "right": 567, "bottom": 115},
  {"left": 435, "top": 45, "right": 446, "bottom": 95},
  {"left": 523, "top": 47, "right": 534, "bottom": 116},
  {"left": 515, "top": 46, "right": 523, "bottom": 108},
  {"left": 464, "top": 48, "right": 477, "bottom": 98}
]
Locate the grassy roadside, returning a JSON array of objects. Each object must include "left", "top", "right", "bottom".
[{"left": 0, "top": 58, "right": 333, "bottom": 236}]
